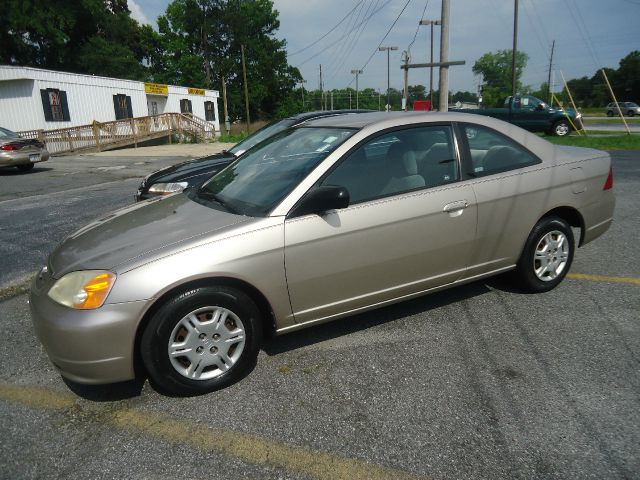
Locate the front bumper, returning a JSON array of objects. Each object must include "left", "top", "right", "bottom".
[{"left": 30, "top": 272, "right": 147, "bottom": 384}]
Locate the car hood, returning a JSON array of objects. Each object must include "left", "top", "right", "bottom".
[
  {"left": 548, "top": 106, "right": 577, "bottom": 117},
  {"left": 49, "top": 194, "right": 251, "bottom": 278},
  {"left": 145, "top": 152, "right": 235, "bottom": 184}
]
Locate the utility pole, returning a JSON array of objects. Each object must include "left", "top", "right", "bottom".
[
  {"left": 331, "top": 90, "right": 334, "bottom": 110},
  {"left": 351, "top": 69, "right": 363, "bottom": 109},
  {"left": 511, "top": 0, "right": 519, "bottom": 98},
  {"left": 547, "top": 40, "right": 555, "bottom": 104},
  {"left": 319, "top": 64, "right": 323, "bottom": 111},
  {"left": 299, "top": 79, "right": 307, "bottom": 110},
  {"left": 379, "top": 46, "right": 398, "bottom": 111},
  {"left": 438, "top": 0, "right": 450, "bottom": 111},
  {"left": 241, "top": 44, "right": 250, "bottom": 134},
  {"left": 419, "top": 19, "right": 441, "bottom": 110},
  {"left": 221, "top": 77, "right": 230, "bottom": 134},
  {"left": 402, "top": 51, "right": 409, "bottom": 111}
]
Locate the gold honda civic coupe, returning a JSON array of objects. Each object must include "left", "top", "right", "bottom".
[{"left": 30, "top": 112, "right": 615, "bottom": 395}]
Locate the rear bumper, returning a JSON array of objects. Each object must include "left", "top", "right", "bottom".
[
  {"left": 580, "top": 191, "right": 615, "bottom": 245},
  {"left": 0, "top": 148, "right": 50, "bottom": 167},
  {"left": 30, "top": 274, "right": 146, "bottom": 384}
]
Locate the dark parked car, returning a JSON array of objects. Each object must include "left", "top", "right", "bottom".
[
  {"left": 451, "top": 95, "right": 581, "bottom": 136},
  {"left": 135, "top": 110, "right": 372, "bottom": 200},
  {"left": 606, "top": 102, "right": 640, "bottom": 117},
  {"left": 0, "top": 127, "right": 50, "bottom": 172}
]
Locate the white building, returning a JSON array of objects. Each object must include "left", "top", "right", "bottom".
[{"left": 0, "top": 66, "right": 220, "bottom": 133}]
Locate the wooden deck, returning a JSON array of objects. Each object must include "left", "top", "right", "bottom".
[{"left": 18, "top": 113, "right": 218, "bottom": 156}]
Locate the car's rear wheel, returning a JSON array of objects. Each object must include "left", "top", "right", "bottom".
[
  {"left": 141, "top": 286, "right": 263, "bottom": 395},
  {"left": 606, "top": 110, "right": 614, "bottom": 117},
  {"left": 17, "top": 164, "right": 34, "bottom": 172},
  {"left": 514, "top": 216, "right": 574, "bottom": 293},
  {"left": 551, "top": 120, "right": 570, "bottom": 136}
]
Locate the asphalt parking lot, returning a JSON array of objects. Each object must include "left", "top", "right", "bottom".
[{"left": 0, "top": 146, "right": 638, "bottom": 479}]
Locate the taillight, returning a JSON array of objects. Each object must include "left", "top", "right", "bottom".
[
  {"left": 603, "top": 167, "right": 613, "bottom": 190},
  {"left": 1, "top": 143, "right": 22, "bottom": 151}
]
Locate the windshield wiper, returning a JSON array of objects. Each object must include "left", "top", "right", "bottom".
[{"left": 196, "top": 189, "right": 239, "bottom": 214}]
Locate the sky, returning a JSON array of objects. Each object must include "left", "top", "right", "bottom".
[{"left": 130, "top": 0, "right": 640, "bottom": 95}]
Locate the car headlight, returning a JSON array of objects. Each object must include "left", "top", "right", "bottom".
[
  {"left": 48, "top": 270, "right": 116, "bottom": 309},
  {"left": 148, "top": 182, "right": 188, "bottom": 195},
  {"left": 576, "top": 112, "right": 582, "bottom": 119}
]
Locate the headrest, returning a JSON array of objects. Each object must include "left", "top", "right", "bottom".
[{"left": 386, "top": 142, "right": 418, "bottom": 176}]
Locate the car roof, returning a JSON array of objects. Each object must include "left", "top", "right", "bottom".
[
  {"left": 301, "top": 111, "right": 515, "bottom": 129},
  {"left": 287, "top": 109, "right": 375, "bottom": 124}
]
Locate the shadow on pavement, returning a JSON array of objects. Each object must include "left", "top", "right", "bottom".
[
  {"left": 63, "top": 377, "right": 145, "bottom": 401},
  {"left": 0, "top": 166, "right": 53, "bottom": 176},
  {"left": 263, "top": 279, "right": 494, "bottom": 356}
]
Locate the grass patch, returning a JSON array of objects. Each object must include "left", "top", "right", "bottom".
[
  {"left": 583, "top": 117, "right": 640, "bottom": 124},
  {"left": 216, "top": 132, "right": 247, "bottom": 143},
  {"left": 579, "top": 107, "right": 605, "bottom": 117},
  {"left": 544, "top": 133, "right": 640, "bottom": 150}
]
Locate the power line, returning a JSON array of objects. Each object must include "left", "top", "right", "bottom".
[
  {"left": 348, "top": 0, "right": 413, "bottom": 87},
  {"left": 407, "top": 0, "right": 430, "bottom": 54},
  {"left": 327, "top": 0, "right": 375, "bottom": 83},
  {"left": 288, "top": 1, "right": 364, "bottom": 56},
  {"left": 521, "top": 0, "right": 548, "bottom": 55},
  {"left": 295, "top": 0, "right": 392, "bottom": 69},
  {"left": 563, "top": 0, "right": 600, "bottom": 67}
]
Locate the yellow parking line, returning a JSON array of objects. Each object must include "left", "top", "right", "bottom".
[
  {"left": 0, "top": 384, "right": 427, "bottom": 480},
  {"left": 566, "top": 273, "right": 640, "bottom": 286}
]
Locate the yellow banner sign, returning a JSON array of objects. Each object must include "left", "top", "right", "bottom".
[
  {"left": 144, "top": 83, "right": 169, "bottom": 95},
  {"left": 188, "top": 87, "right": 205, "bottom": 96}
]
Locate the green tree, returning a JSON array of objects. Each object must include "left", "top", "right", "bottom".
[
  {"left": 614, "top": 50, "right": 639, "bottom": 101},
  {"left": 149, "top": 0, "right": 301, "bottom": 121},
  {"left": 1, "top": 0, "right": 147, "bottom": 79},
  {"left": 473, "top": 49, "right": 528, "bottom": 107}
]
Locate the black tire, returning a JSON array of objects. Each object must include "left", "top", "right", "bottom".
[
  {"left": 141, "top": 286, "right": 263, "bottom": 395},
  {"left": 17, "top": 163, "right": 34, "bottom": 172},
  {"left": 606, "top": 110, "right": 614, "bottom": 117},
  {"left": 551, "top": 119, "right": 571, "bottom": 136},
  {"left": 514, "top": 216, "right": 574, "bottom": 293},
  {"left": 628, "top": 110, "right": 635, "bottom": 117}
]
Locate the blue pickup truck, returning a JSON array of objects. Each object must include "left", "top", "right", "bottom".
[{"left": 452, "top": 95, "right": 582, "bottom": 136}]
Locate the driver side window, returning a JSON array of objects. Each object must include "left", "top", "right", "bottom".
[{"left": 321, "top": 125, "right": 459, "bottom": 204}]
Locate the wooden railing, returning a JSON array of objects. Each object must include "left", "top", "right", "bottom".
[{"left": 18, "top": 113, "right": 218, "bottom": 155}]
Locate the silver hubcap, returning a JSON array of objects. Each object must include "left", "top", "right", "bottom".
[
  {"left": 533, "top": 230, "right": 569, "bottom": 282},
  {"left": 555, "top": 123, "right": 569, "bottom": 136},
  {"left": 167, "top": 306, "right": 245, "bottom": 380}
]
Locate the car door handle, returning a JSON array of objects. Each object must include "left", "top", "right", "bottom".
[{"left": 443, "top": 200, "right": 468, "bottom": 213}]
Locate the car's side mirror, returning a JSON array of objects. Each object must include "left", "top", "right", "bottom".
[
  {"left": 537, "top": 103, "right": 547, "bottom": 111},
  {"left": 289, "top": 185, "right": 350, "bottom": 218}
]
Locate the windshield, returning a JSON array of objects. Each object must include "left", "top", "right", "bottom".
[
  {"left": 0, "top": 127, "right": 19, "bottom": 140},
  {"left": 228, "top": 118, "right": 296, "bottom": 156},
  {"left": 194, "top": 127, "right": 356, "bottom": 216},
  {"left": 625, "top": 102, "right": 638, "bottom": 108}
]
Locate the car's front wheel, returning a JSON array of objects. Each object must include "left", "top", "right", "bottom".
[
  {"left": 514, "top": 216, "right": 574, "bottom": 293},
  {"left": 141, "top": 286, "right": 263, "bottom": 395},
  {"left": 551, "top": 119, "right": 571, "bottom": 136}
]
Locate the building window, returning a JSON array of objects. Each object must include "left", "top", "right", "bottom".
[
  {"left": 180, "top": 99, "right": 193, "bottom": 114},
  {"left": 204, "top": 101, "right": 215, "bottom": 121},
  {"left": 113, "top": 94, "right": 133, "bottom": 120},
  {"left": 40, "top": 89, "right": 70, "bottom": 122}
]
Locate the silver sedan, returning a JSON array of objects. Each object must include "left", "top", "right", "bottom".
[
  {"left": 30, "top": 112, "right": 615, "bottom": 395},
  {"left": 0, "top": 127, "right": 50, "bottom": 172}
]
